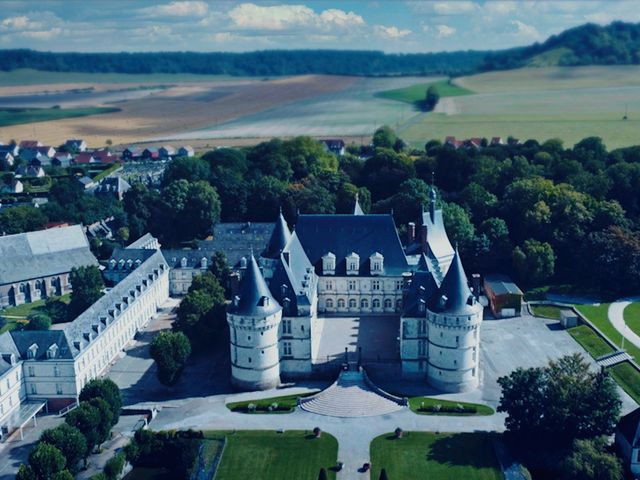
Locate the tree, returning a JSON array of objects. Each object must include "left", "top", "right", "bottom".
[
  {"left": 69, "top": 266, "right": 104, "bottom": 318},
  {"left": 44, "top": 297, "right": 69, "bottom": 324},
  {"left": 27, "top": 443, "right": 66, "bottom": 480},
  {"left": 39, "top": 424, "right": 87, "bottom": 474},
  {"left": 372, "top": 125, "right": 397, "bottom": 149},
  {"left": 424, "top": 85, "right": 440, "bottom": 111},
  {"left": 559, "top": 436, "right": 623, "bottom": 480},
  {"left": 0, "top": 205, "right": 47, "bottom": 235},
  {"left": 150, "top": 331, "right": 192, "bottom": 386},
  {"left": 15, "top": 465, "right": 36, "bottom": 480},
  {"left": 103, "top": 452, "right": 126, "bottom": 480},
  {"left": 498, "top": 354, "right": 621, "bottom": 449},
  {"left": 512, "top": 239, "right": 555, "bottom": 285},
  {"left": 442, "top": 202, "right": 475, "bottom": 251},
  {"left": 209, "top": 251, "right": 232, "bottom": 297},
  {"left": 162, "top": 156, "right": 210, "bottom": 185},
  {"left": 25, "top": 313, "right": 51, "bottom": 331},
  {"left": 79, "top": 379, "right": 122, "bottom": 425},
  {"left": 65, "top": 402, "right": 102, "bottom": 452}
]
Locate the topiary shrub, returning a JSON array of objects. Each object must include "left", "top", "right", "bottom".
[
  {"left": 394, "top": 427, "right": 403, "bottom": 438},
  {"left": 313, "top": 427, "right": 322, "bottom": 438}
]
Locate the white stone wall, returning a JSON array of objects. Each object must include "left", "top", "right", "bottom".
[
  {"left": 168, "top": 267, "right": 205, "bottom": 295},
  {"left": 23, "top": 360, "right": 76, "bottom": 400},
  {"left": 400, "top": 316, "right": 429, "bottom": 377},
  {"left": 279, "top": 314, "right": 313, "bottom": 377},
  {"left": 426, "top": 307, "right": 482, "bottom": 392},
  {"left": 228, "top": 311, "right": 282, "bottom": 390},
  {"left": 0, "top": 363, "right": 25, "bottom": 425},
  {"left": 317, "top": 276, "right": 404, "bottom": 314}
]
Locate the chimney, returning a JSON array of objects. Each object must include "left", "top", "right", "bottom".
[
  {"left": 420, "top": 224, "right": 428, "bottom": 253},
  {"left": 407, "top": 222, "right": 416, "bottom": 243},
  {"left": 472, "top": 273, "right": 481, "bottom": 298}
]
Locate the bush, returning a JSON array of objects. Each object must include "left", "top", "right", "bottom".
[
  {"left": 104, "top": 452, "right": 125, "bottom": 480},
  {"left": 313, "top": 427, "right": 322, "bottom": 438},
  {"left": 25, "top": 313, "right": 52, "bottom": 331}
]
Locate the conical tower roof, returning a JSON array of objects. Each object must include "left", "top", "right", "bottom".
[
  {"left": 263, "top": 210, "right": 292, "bottom": 259},
  {"left": 428, "top": 247, "right": 477, "bottom": 315},
  {"left": 417, "top": 253, "right": 431, "bottom": 271},
  {"left": 353, "top": 194, "right": 364, "bottom": 215},
  {"left": 229, "top": 254, "right": 281, "bottom": 316}
]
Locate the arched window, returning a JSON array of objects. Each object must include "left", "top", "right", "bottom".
[
  {"left": 395, "top": 299, "right": 402, "bottom": 311},
  {"left": 384, "top": 298, "right": 392, "bottom": 309},
  {"left": 337, "top": 298, "right": 346, "bottom": 308},
  {"left": 373, "top": 298, "right": 381, "bottom": 309},
  {"left": 349, "top": 298, "right": 357, "bottom": 308},
  {"left": 326, "top": 298, "right": 334, "bottom": 308},
  {"left": 360, "top": 298, "right": 369, "bottom": 309}
]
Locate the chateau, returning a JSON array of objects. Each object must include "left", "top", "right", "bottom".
[{"left": 227, "top": 189, "right": 483, "bottom": 393}]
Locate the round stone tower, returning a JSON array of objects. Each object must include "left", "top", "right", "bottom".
[
  {"left": 227, "top": 254, "right": 282, "bottom": 390},
  {"left": 426, "top": 247, "right": 482, "bottom": 392}
]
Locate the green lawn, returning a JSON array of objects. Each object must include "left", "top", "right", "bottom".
[
  {"left": 0, "top": 318, "right": 26, "bottom": 334},
  {"left": 208, "top": 430, "right": 338, "bottom": 480},
  {"left": 609, "top": 362, "right": 640, "bottom": 404},
  {"left": 226, "top": 392, "right": 316, "bottom": 414},
  {"left": 123, "top": 467, "right": 174, "bottom": 480},
  {"left": 1, "top": 294, "right": 70, "bottom": 320},
  {"left": 377, "top": 79, "right": 473, "bottom": 105},
  {"left": 575, "top": 304, "right": 640, "bottom": 363},
  {"left": 623, "top": 302, "right": 640, "bottom": 338},
  {"left": 567, "top": 325, "right": 615, "bottom": 358},
  {"left": 531, "top": 305, "right": 562, "bottom": 320},
  {"left": 370, "top": 432, "right": 503, "bottom": 480},
  {"left": 0, "top": 107, "right": 119, "bottom": 127},
  {"left": 407, "top": 397, "right": 494, "bottom": 416}
]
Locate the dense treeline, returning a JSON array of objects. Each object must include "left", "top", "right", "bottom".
[
  {"left": 483, "top": 21, "right": 640, "bottom": 70},
  {"left": 0, "top": 49, "right": 485, "bottom": 77}
]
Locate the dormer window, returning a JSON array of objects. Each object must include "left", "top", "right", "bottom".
[
  {"left": 322, "top": 252, "right": 336, "bottom": 275},
  {"left": 201, "top": 257, "right": 207, "bottom": 269},
  {"left": 109, "top": 259, "right": 116, "bottom": 269},
  {"left": 181, "top": 257, "right": 188, "bottom": 268},
  {"left": 346, "top": 252, "right": 360, "bottom": 276},
  {"left": 370, "top": 252, "right": 384, "bottom": 275},
  {"left": 27, "top": 343, "right": 38, "bottom": 359},
  {"left": 47, "top": 343, "right": 59, "bottom": 359},
  {"left": 259, "top": 296, "right": 270, "bottom": 307}
]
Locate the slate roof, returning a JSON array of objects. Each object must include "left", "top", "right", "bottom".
[
  {"left": 618, "top": 407, "right": 640, "bottom": 447},
  {"left": 263, "top": 212, "right": 292, "bottom": 259},
  {"left": 266, "top": 232, "right": 317, "bottom": 317},
  {"left": 228, "top": 254, "right": 281, "bottom": 317},
  {"left": 428, "top": 248, "right": 478, "bottom": 316},
  {"left": 294, "top": 214, "right": 409, "bottom": 276},
  {"left": 162, "top": 249, "right": 211, "bottom": 268},
  {"left": 204, "top": 222, "right": 274, "bottom": 269},
  {"left": 62, "top": 249, "right": 168, "bottom": 357},
  {"left": 108, "top": 247, "right": 156, "bottom": 266},
  {"left": 0, "top": 225, "right": 98, "bottom": 285},
  {"left": 10, "top": 330, "right": 74, "bottom": 360},
  {"left": 403, "top": 264, "right": 439, "bottom": 318},
  {"left": 0, "top": 332, "right": 20, "bottom": 376},
  {"left": 127, "top": 233, "right": 158, "bottom": 250},
  {"left": 484, "top": 274, "right": 523, "bottom": 296},
  {"left": 95, "top": 177, "right": 131, "bottom": 195}
]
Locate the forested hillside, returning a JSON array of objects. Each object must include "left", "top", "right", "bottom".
[
  {"left": 3, "top": 21, "right": 640, "bottom": 77},
  {"left": 483, "top": 21, "right": 640, "bottom": 70}
]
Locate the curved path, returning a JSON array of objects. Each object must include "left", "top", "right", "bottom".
[{"left": 608, "top": 298, "right": 640, "bottom": 349}]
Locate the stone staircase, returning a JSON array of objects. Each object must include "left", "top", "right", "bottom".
[
  {"left": 300, "top": 369, "right": 405, "bottom": 418},
  {"left": 596, "top": 350, "right": 632, "bottom": 368}
]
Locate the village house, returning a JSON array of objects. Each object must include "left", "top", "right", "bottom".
[
  {"left": 94, "top": 177, "right": 131, "bottom": 200},
  {"left": 178, "top": 145, "right": 195, "bottom": 157},
  {"left": 52, "top": 153, "right": 73, "bottom": 168},
  {"left": 121, "top": 147, "right": 141, "bottom": 161},
  {"left": 64, "top": 139, "right": 87, "bottom": 152},
  {"left": 0, "top": 144, "right": 20, "bottom": 158},
  {"left": 1, "top": 179, "right": 23, "bottom": 194},
  {"left": 158, "top": 145, "right": 175, "bottom": 159},
  {"left": 320, "top": 139, "right": 346, "bottom": 156},
  {"left": 141, "top": 147, "right": 159, "bottom": 160},
  {"left": 18, "top": 140, "right": 42, "bottom": 149},
  {"left": 0, "top": 152, "right": 15, "bottom": 169}
]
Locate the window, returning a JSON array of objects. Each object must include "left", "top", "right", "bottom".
[
  {"left": 349, "top": 298, "right": 357, "bottom": 308},
  {"left": 418, "top": 320, "right": 427, "bottom": 335},
  {"left": 325, "top": 280, "right": 334, "bottom": 291},
  {"left": 337, "top": 298, "right": 346, "bottom": 309},
  {"left": 248, "top": 357, "right": 252, "bottom": 364},
  {"left": 283, "top": 341, "right": 292, "bottom": 357},
  {"left": 360, "top": 298, "right": 369, "bottom": 309},
  {"left": 418, "top": 340, "right": 426, "bottom": 356},
  {"left": 396, "top": 280, "right": 403, "bottom": 291},
  {"left": 282, "top": 319, "right": 291, "bottom": 335},
  {"left": 30, "top": 384, "right": 37, "bottom": 395},
  {"left": 373, "top": 298, "right": 381, "bottom": 309},
  {"left": 326, "top": 299, "right": 334, "bottom": 308},
  {"left": 396, "top": 299, "right": 402, "bottom": 311},
  {"left": 28, "top": 366, "right": 35, "bottom": 377},
  {"left": 384, "top": 298, "right": 392, "bottom": 309},
  {"left": 56, "top": 384, "right": 63, "bottom": 395},
  {"left": 348, "top": 280, "right": 356, "bottom": 291},
  {"left": 372, "top": 280, "right": 380, "bottom": 291},
  {"left": 54, "top": 366, "right": 60, "bottom": 377}
]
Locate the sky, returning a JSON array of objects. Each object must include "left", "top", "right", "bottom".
[{"left": 0, "top": 1, "right": 637, "bottom": 53}]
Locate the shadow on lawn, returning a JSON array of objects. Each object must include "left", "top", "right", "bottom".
[{"left": 426, "top": 433, "right": 497, "bottom": 469}]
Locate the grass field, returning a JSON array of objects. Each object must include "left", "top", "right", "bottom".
[
  {"left": 623, "top": 302, "right": 640, "bottom": 338},
  {"left": 531, "top": 305, "right": 563, "bottom": 319},
  {"left": 226, "top": 392, "right": 315, "bottom": 413},
  {"left": 0, "top": 107, "right": 119, "bottom": 127},
  {"left": 567, "top": 325, "right": 615, "bottom": 358},
  {"left": 370, "top": 432, "right": 503, "bottom": 480},
  {"left": 609, "top": 362, "right": 640, "bottom": 404},
  {"left": 376, "top": 79, "right": 473, "bottom": 105},
  {"left": 0, "top": 69, "right": 264, "bottom": 86},
  {"left": 575, "top": 304, "right": 640, "bottom": 363},
  {"left": 407, "top": 397, "right": 494, "bottom": 416},
  {"left": 0, "top": 294, "right": 70, "bottom": 320},
  {"left": 209, "top": 430, "right": 338, "bottom": 480}
]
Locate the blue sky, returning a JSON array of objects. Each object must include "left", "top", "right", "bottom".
[{"left": 0, "top": 1, "right": 637, "bottom": 53}]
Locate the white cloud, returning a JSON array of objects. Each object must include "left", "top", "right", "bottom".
[
  {"left": 435, "top": 24, "right": 456, "bottom": 38},
  {"left": 141, "top": 1, "right": 208, "bottom": 18},
  {"left": 510, "top": 20, "right": 540, "bottom": 39},
  {"left": 1, "top": 15, "right": 30, "bottom": 29},
  {"left": 484, "top": 1, "right": 517, "bottom": 15},
  {"left": 431, "top": 1, "right": 478, "bottom": 15},
  {"left": 21, "top": 27, "right": 62, "bottom": 39},
  {"left": 209, "top": 32, "right": 236, "bottom": 42},
  {"left": 374, "top": 25, "right": 412, "bottom": 39},
  {"left": 227, "top": 3, "right": 364, "bottom": 31}
]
